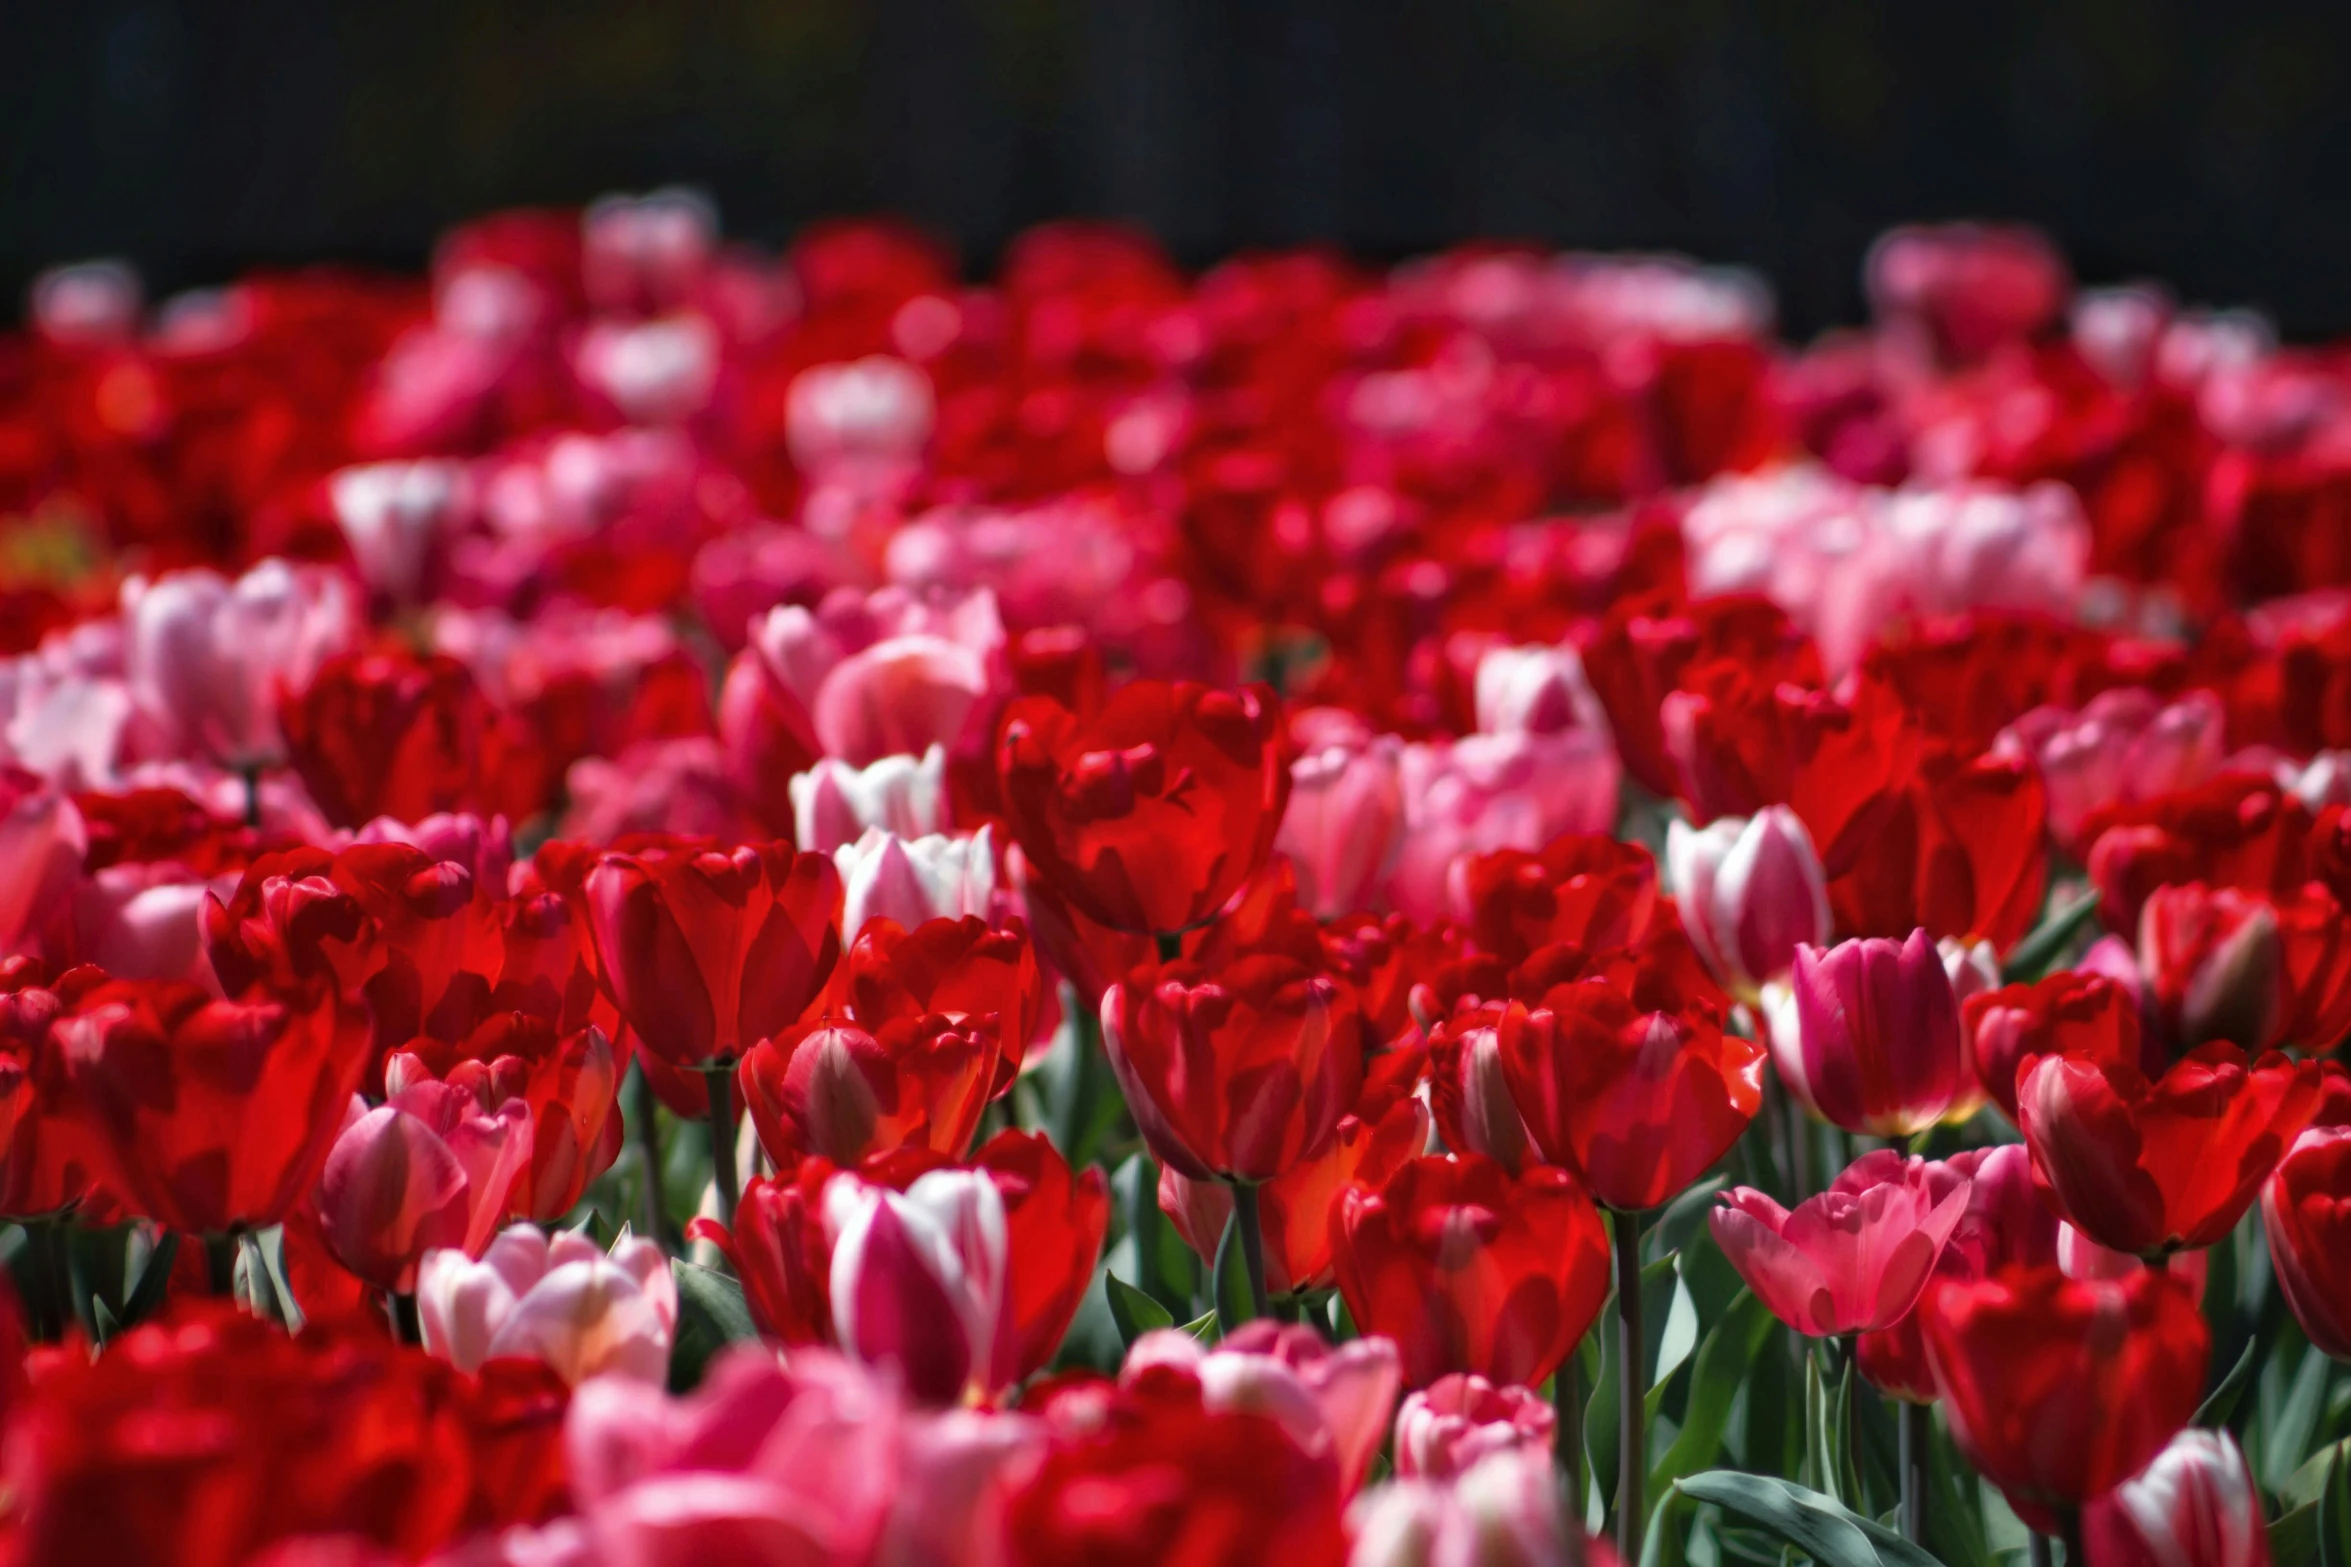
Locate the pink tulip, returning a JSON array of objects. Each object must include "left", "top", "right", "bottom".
[
  {"left": 583, "top": 188, "right": 715, "bottom": 314},
  {"left": 574, "top": 315, "right": 720, "bottom": 427},
  {"left": 1778, "top": 930, "right": 1965, "bottom": 1137},
  {"left": 1941, "top": 935, "right": 2004, "bottom": 1121},
  {"left": 121, "top": 559, "right": 359, "bottom": 767},
  {"left": 792, "top": 748, "right": 950, "bottom": 854},
  {"left": 1992, "top": 690, "right": 2227, "bottom": 848},
  {"left": 786, "top": 357, "right": 936, "bottom": 489},
  {"left": 1277, "top": 730, "right": 1406, "bottom": 919},
  {"left": 562, "top": 738, "right": 754, "bottom": 845},
  {"left": 1123, "top": 1322, "right": 1403, "bottom": 1496},
  {"left": 834, "top": 826, "right": 996, "bottom": 939},
  {"left": 0, "top": 769, "right": 85, "bottom": 959},
  {"left": 71, "top": 861, "right": 233, "bottom": 983},
  {"left": 1471, "top": 644, "right": 1610, "bottom": 740},
  {"left": 1391, "top": 1373, "right": 1556, "bottom": 1481},
  {"left": 824, "top": 1168, "right": 1011, "bottom": 1405},
  {"left": 2082, "top": 1428, "right": 2270, "bottom": 1567},
  {"left": 1711, "top": 1150, "right": 1973, "bottom": 1336},
  {"left": 328, "top": 459, "right": 471, "bottom": 606},
  {"left": 417, "top": 1223, "right": 678, "bottom": 1385},
  {"left": 1666, "top": 806, "right": 1831, "bottom": 1002},
  {"left": 1387, "top": 731, "right": 1619, "bottom": 924},
  {"left": 319, "top": 1082, "right": 535, "bottom": 1291},
  {"left": 1347, "top": 1448, "right": 1579, "bottom": 1567}
]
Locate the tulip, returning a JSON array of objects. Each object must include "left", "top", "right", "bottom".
[
  {"left": 2017, "top": 1041, "right": 2326, "bottom": 1257},
  {"left": 1425, "top": 1004, "right": 1535, "bottom": 1174},
  {"left": 1666, "top": 806, "right": 1832, "bottom": 1003},
  {"left": 1711, "top": 1151, "right": 1973, "bottom": 1336},
  {"left": 834, "top": 825, "right": 997, "bottom": 938},
  {"left": 1778, "top": 930, "right": 1963, "bottom": 1138},
  {"left": 2058, "top": 1223, "right": 2210, "bottom": 1297},
  {"left": 416, "top": 1223, "right": 678, "bottom": 1385},
  {"left": 2137, "top": 883, "right": 2288, "bottom": 1054},
  {"left": 2082, "top": 1428, "right": 2269, "bottom": 1567},
  {"left": 737, "top": 1015, "right": 997, "bottom": 1165},
  {"left": 786, "top": 357, "right": 937, "bottom": 489},
  {"left": 121, "top": 559, "right": 359, "bottom": 768},
  {"left": 998, "top": 679, "right": 1290, "bottom": 936},
  {"left": 0, "top": 970, "right": 117, "bottom": 1218},
  {"left": 62, "top": 975, "right": 368, "bottom": 1235},
  {"left": 278, "top": 651, "right": 492, "bottom": 829},
  {"left": 1277, "top": 730, "right": 1406, "bottom": 920},
  {"left": 390, "top": 1023, "right": 622, "bottom": 1224},
  {"left": 1331, "top": 1154, "right": 1611, "bottom": 1389},
  {"left": 824, "top": 1167, "right": 1011, "bottom": 1404},
  {"left": 1347, "top": 1448, "right": 1597, "bottom": 1567},
  {"left": 1453, "top": 832, "right": 1661, "bottom": 968},
  {"left": 973, "top": 1129, "right": 1110, "bottom": 1380},
  {"left": 791, "top": 745, "right": 949, "bottom": 853},
  {"left": 580, "top": 838, "right": 842, "bottom": 1069},
  {"left": 1391, "top": 1374, "right": 1556, "bottom": 1481},
  {"left": 1472, "top": 643, "right": 1611, "bottom": 739},
  {"left": 1496, "top": 976, "right": 1765, "bottom": 1213},
  {"left": 1122, "top": 1322, "right": 1403, "bottom": 1495},
  {"left": 1992, "top": 690, "right": 2228, "bottom": 850},
  {"left": 0, "top": 769, "right": 85, "bottom": 961},
  {"left": 1102, "top": 953, "right": 1364, "bottom": 1183},
  {"left": 2263, "top": 1125, "right": 2351, "bottom": 1361},
  {"left": 842, "top": 913, "right": 1043, "bottom": 1082},
  {"left": 1964, "top": 970, "right": 2150, "bottom": 1125},
  {"left": 316, "top": 1080, "right": 534, "bottom": 1291},
  {"left": 1386, "top": 732, "right": 1621, "bottom": 925}
]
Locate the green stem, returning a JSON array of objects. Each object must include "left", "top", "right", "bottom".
[
  {"left": 707, "top": 1058, "right": 740, "bottom": 1228},
  {"left": 241, "top": 765, "right": 263, "bottom": 829},
  {"left": 1555, "top": 1350, "right": 1585, "bottom": 1519},
  {"left": 390, "top": 1290, "right": 421, "bottom": 1345},
  {"left": 204, "top": 1232, "right": 237, "bottom": 1298},
  {"left": 1899, "top": 1397, "right": 1929, "bottom": 1544},
  {"left": 1614, "top": 1208, "right": 1647, "bottom": 1561},
  {"left": 1229, "top": 1179, "right": 1270, "bottom": 1320},
  {"left": 1154, "top": 930, "right": 1183, "bottom": 964},
  {"left": 627, "top": 1064, "right": 675, "bottom": 1250}
]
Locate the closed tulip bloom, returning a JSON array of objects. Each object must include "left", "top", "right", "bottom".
[
  {"left": 581, "top": 838, "right": 841, "bottom": 1068},
  {"left": 316, "top": 1081, "right": 534, "bottom": 1291},
  {"left": 418, "top": 1223, "right": 679, "bottom": 1385},
  {"left": 1103, "top": 954, "right": 1364, "bottom": 1183},
  {"left": 1277, "top": 731, "right": 1407, "bottom": 920},
  {"left": 1330, "top": 1154, "right": 1611, "bottom": 1389},
  {"left": 122, "top": 559, "right": 359, "bottom": 768},
  {"left": 2139, "top": 884, "right": 2287, "bottom": 1054},
  {"left": 1921, "top": 1265, "right": 2208, "bottom": 1529},
  {"left": 997, "top": 680, "right": 1289, "bottom": 936},
  {"left": 1425, "top": 1004, "right": 1534, "bottom": 1174},
  {"left": 1965, "top": 970, "right": 2150, "bottom": 1125},
  {"left": 738, "top": 1014, "right": 998, "bottom": 1165},
  {"left": 1496, "top": 977, "right": 1765, "bottom": 1212},
  {"left": 2083, "top": 1428, "right": 2270, "bottom": 1567},
  {"left": 1781, "top": 930, "right": 1964, "bottom": 1137},
  {"left": 2263, "top": 1125, "right": 2351, "bottom": 1361},
  {"left": 790, "top": 746, "right": 949, "bottom": 853},
  {"left": 388, "top": 1022, "right": 623, "bottom": 1224},
  {"left": 278, "top": 651, "right": 491, "bottom": 829},
  {"left": 1666, "top": 806, "right": 1831, "bottom": 1002},
  {"left": 834, "top": 825, "right": 996, "bottom": 939},
  {"left": 1391, "top": 1374, "right": 1556, "bottom": 1481},
  {"left": 1711, "top": 1151, "right": 1973, "bottom": 1336},
  {"left": 824, "top": 1167, "right": 1011, "bottom": 1405},
  {"left": 2018, "top": 1042, "right": 2326, "bottom": 1257},
  {"left": 1122, "top": 1322, "right": 1403, "bottom": 1495}
]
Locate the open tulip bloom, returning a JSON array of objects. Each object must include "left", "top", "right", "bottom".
[{"left": 8, "top": 203, "right": 2351, "bottom": 1567}]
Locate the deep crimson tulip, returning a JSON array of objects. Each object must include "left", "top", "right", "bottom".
[
  {"left": 201, "top": 847, "right": 384, "bottom": 1002},
  {"left": 1007, "top": 1376, "right": 1346, "bottom": 1567},
  {"left": 1921, "top": 1266, "right": 2209, "bottom": 1531},
  {"left": 997, "top": 680, "right": 1289, "bottom": 936},
  {"left": 1828, "top": 752, "right": 2050, "bottom": 952},
  {"left": 1453, "top": 832, "right": 1660, "bottom": 967},
  {"left": 1160, "top": 1057, "right": 1429, "bottom": 1294},
  {"left": 2138, "top": 883, "right": 2287, "bottom": 1054},
  {"left": 1496, "top": 975, "right": 1764, "bottom": 1213},
  {"left": 2083, "top": 1428, "right": 2270, "bottom": 1567},
  {"left": 1330, "top": 1153, "right": 1611, "bottom": 1389},
  {"left": 581, "top": 837, "right": 842, "bottom": 1068},
  {"left": 1965, "top": 970, "right": 2150, "bottom": 1124},
  {"left": 279, "top": 651, "right": 492, "bottom": 828},
  {"left": 2263, "top": 1125, "right": 2351, "bottom": 1361},
  {"left": 0, "top": 969, "right": 116, "bottom": 1218},
  {"left": 844, "top": 913, "right": 1044, "bottom": 1088},
  {"left": 1711, "top": 1151, "right": 1972, "bottom": 1336},
  {"left": 62, "top": 975, "right": 368, "bottom": 1234},
  {"left": 1, "top": 1304, "right": 567, "bottom": 1567},
  {"left": 391, "top": 1020, "right": 623, "bottom": 1222},
  {"left": 2083, "top": 776, "right": 2321, "bottom": 934},
  {"left": 2017, "top": 1041, "right": 2327, "bottom": 1258},
  {"left": 1102, "top": 952, "right": 1365, "bottom": 1183}
]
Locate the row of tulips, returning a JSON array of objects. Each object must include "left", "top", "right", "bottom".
[{"left": 0, "top": 198, "right": 2348, "bottom": 1567}]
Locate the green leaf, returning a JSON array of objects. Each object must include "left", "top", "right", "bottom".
[
  {"left": 2322, "top": 1444, "right": 2351, "bottom": 1567},
  {"left": 1179, "top": 1308, "right": 1219, "bottom": 1343},
  {"left": 117, "top": 1230, "right": 179, "bottom": 1330},
  {"left": 1212, "top": 1206, "right": 1254, "bottom": 1335},
  {"left": 2274, "top": 1499, "right": 2320, "bottom": 1567},
  {"left": 1651, "top": 1176, "right": 1727, "bottom": 1265},
  {"left": 2001, "top": 889, "right": 2103, "bottom": 982},
  {"left": 668, "top": 1261, "right": 757, "bottom": 1393},
  {"left": 2289, "top": 1441, "right": 2351, "bottom": 1511},
  {"left": 1674, "top": 1471, "right": 1945, "bottom": 1567},
  {"left": 2270, "top": 1351, "right": 2338, "bottom": 1493},
  {"left": 1105, "top": 1273, "right": 1175, "bottom": 1346},
  {"left": 1587, "top": 1254, "right": 1681, "bottom": 1511},
  {"left": 1652, "top": 1290, "right": 1775, "bottom": 1497},
  {"left": 2196, "top": 1334, "right": 2260, "bottom": 1429}
]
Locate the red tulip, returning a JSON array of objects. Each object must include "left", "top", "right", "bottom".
[
  {"left": 1921, "top": 1266, "right": 2209, "bottom": 1531},
  {"left": 2017, "top": 1041, "right": 2327, "bottom": 1257},
  {"left": 842, "top": 913, "right": 1043, "bottom": 1089},
  {"left": 1453, "top": 832, "right": 1659, "bottom": 968},
  {"left": 1778, "top": 930, "right": 1965, "bottom": 1138},
  {"left": 824, "top": 1165, "right": 1012, "bottom": 1404},
  {"left": 201, "top": 847, "right": 384, "bottom": 1003},
  {"left": 1711, "top": 1150, "right": 1972, "bottom": 1336},
  {"left": 740, "top": 1015, "right": 997, "bottom": 1165},
  {"left": 2138, "top": 883, "right": 2286, "bottom": 1054},
  {"left": 2083, "top": 1428, "right": 2271, "bottom": 1567},
  {"left": 997, "top": 680, "right": 1289, "bottom": 936},
  {"left": 581, "top": 837, "right": 842, "bottom": 1068},
  {"left": 701, "top": 1155, "right": 838, "bottom": 1344},
  {"left": 1496, "top": 965, "right": 1764, "bottom": 1213},
  {"left": 62, "top": 975, "right": 368, "bottom": 1234},
  {"left": 1330, "top": 1153, "right": 1611, "bottom": 1389},
  {"left": 389, "top": 1020, "right": 623, "bottom": 1223},
  {"left": 279, "top": 651, "right": 491, "bottom": 828},
  {"left": 1965, "top": 970, "right": 2150, "bottom": 1124},
  {"left": 1102, "top": 952, "right": 1365, "bottom": 1183},
  {"left": 975, "top": 1128, "right": 1110, "bottom": 1379},
  {"left": 1830, "top": 751, "right": 2051, "bottom": 953},
  {"left": 0, "top": 969, "right": 118, "bottom": 1218},
  {"left": 2263, "top": 1125, "right": 2351, "bottom": 1361}
]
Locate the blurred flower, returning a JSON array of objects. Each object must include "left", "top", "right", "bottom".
[{"left": 417, "top": 1223, "right": 677, "bottom": 1385}]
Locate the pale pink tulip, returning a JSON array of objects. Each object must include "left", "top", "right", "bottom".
[
  {"left": 1388, "top": 732, "right": 1619, "bottom": 924},
  {"left": 574, "top": 315, "right": 720, "bottom": 427},
  {"left": 1666, "top": 806, "right": 1831, "bottom": 1002},
  {"left": 1277, "top": 731, "right": 1405, "bottom": 919},
  {"left": 70, "top": 861, "right": 230, "bottom": 983},
  {"left": 1123, "top": 1322, "right": 1403, "bottom": 1496},
  {"left": 1391, "top": 1373, "right": 1555, "bottom": 1481},
  {"left": 329, "top": 459, "right": 471, "bottom": 606},
  {"left": 834, "top": 826, "right": 996, "bottom": 939},
  {"left": 792, "top": 748, "right": 950, "bottom": 854},
  {"left": 1993, "top": 690, "right": 2227, "bottom": 847},
  {"left": 417, "top": 1224, "right": 678, "bottom": 1385},
  {"left": 320, "top": 1084, "right": 534, "bottom": 1291},
  {"left": 786, "top": 357, "right": 935, "bottom": 486},
  {"left": 1348, "top": 1448, "right": 1577, "bottom": 1567},
  {"left": 824, "top": 1168, "right": 1011, "bottom": 1405},
  {"left": 121, "top": 558, "right": 359, "bottom": 767},
  {"left": 1711, "top": 1150, "right": 1972, "bottom": 1336}
]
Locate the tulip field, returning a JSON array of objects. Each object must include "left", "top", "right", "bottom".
[{"left": 3, "top": 201, "right": 2351, "bottom": 1567}]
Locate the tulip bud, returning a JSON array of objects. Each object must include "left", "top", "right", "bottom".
[
  {"left": 2139, "top": 884, "right": 2286, "bottom": 1054},
  {"left": 2264, "top": 1125, "right": 2351, "bottom": 1361},
  {"left": 1122, "top": 1322, "right": 1402, "bottom": 1495},
  {"left": 824, "top": 1168, "right": 1011, "bottom": 1405},
  {"left": 2082, "top": 1428, "right": 2268, "bottom": 1567},
  {"left": 1392, "top": 1373, "right": 1556, "bottom": 1480},
  {"left": 1782, "top": 930, "right": 1963, "bottom": 1137},
  {"left": 1666, "top": 807, "right": 1831, "bottom": 1001},
  {"left": 791, "top": 747, "right": 950, "bottom": 853}
]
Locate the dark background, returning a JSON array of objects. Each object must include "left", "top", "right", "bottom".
[{"left": 6, "top": 0, "right": 2351, "bottom": 340}]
